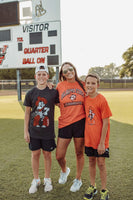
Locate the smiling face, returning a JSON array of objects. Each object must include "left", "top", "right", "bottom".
[
  {"left": 35, "top": 71, "right": 49, "bottom": 87},
  {"left": 62, "top": 64, "right": 75, "bottom": 82},
  {"left": 85, "top": 76, "right": 99, "bottom": 97}
]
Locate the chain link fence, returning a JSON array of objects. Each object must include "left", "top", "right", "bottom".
[{"left": 0, "top": 79, "right": 133, "bottom": 91}]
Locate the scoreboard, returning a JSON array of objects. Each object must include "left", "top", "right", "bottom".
[{"left": 0, "top": 0, "right": 61, "bottom": 69}]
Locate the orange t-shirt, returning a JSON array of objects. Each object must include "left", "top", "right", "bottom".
[
  {"left": 56, "top": 81, "right": 85, "bottom": 128},
  {"left": 84, "top": 93, "right": 112, "bottom": 149}
]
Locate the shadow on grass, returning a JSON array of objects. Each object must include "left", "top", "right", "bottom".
[{"left": 0, "top": 118, "right": 133, "bottom": 200}]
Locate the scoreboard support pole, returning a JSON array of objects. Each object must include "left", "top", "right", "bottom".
[{"left": 16, "top": 69, "right": 22, "bottom": 101}]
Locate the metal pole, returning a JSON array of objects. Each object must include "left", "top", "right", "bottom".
[
  {"left": 16, "top": 69, "right": 21, "bottom": 101},
  {"left": 124, "top": 75, "right": 127, "bottom": 88}
]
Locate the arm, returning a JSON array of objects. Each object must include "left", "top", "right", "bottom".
[
  {"left": 97, "top": 118, "right": 109, "bottom": 155},
  {"left": 24, "top": 106, "right": 31, "bottom": 143}
]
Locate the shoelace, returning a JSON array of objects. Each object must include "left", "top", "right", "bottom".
[
  {"left": 100, "top": 191, "right": 108, "bottom": 200},
  {"left": 73, "top": 179, "right": 81, "bottom": 187},
  {"left": 87, "top": 186, "right": 95, "bottom": 194},
  {"left": 60, "top": 172, "right": 66, "bottom": 180},
  {"left": 44, "top": 178, "right": 51, "bottom": 185}
]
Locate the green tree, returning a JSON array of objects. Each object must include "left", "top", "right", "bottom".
[
  {"left": 104, "top": 63, "right": 120, "bottom": 78},
  {"left": 20, "top": 68, "right": 35, "bottom": 79},
  {"left": 120, "top": 46, "right": 133, "bottom": 78},
  {"left": 88, "top": 66, "right": 105, "bottom": 78},
  {"left": 88, "top": 63, "right": 120, "bottom": 79},
  {"left": 79, "top": 75, "right": 86, "bottom": 81},
  {"left": 0, "top": 69, "right": 16, "bottom": 80}
]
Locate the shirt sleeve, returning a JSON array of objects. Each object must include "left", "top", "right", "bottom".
[
  {"left": 23, "top": 90, "right": 32, "bottom": 107},
  {"left": 100, "top": 97, "right": 112, "bottom": 119}
]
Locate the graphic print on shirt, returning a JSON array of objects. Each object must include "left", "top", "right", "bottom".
[
  {"left": 70, "top": 94, "right": 76, "bottom": 101},
  {"left": 33, "top": 96, "right": 50, "bottom": 128},
  {"left": 61, "top": 88, "right": 84, "bottom": 107},
  {"left": 88, "top": 106, "right": 95, "bottom": 125}
]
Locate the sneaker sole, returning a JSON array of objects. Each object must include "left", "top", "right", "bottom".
[
  {"left": 83, "top": 190, "right": 97, "bottom": 200},
  {"left": 44, "top": 187, "right": 53, "bottom": 192}
]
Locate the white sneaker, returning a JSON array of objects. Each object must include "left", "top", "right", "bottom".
[
  {"left": 29, "top": 178, "right": 41, "bottom": 194},
  {"left": 58, "top": 167, "right": 70, "bottom": 184},
  {"left": 70, "top": 179, "right": 82, "bottom": 192},
  {"left": 44, "top": 178, "right": 53, "bottom": 192}
]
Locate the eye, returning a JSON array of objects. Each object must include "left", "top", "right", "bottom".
[
  {"left": 92, "top": 82, "right": 96, "bottom": 85},
  {"left": 86, "top": 81, "right": 90, "bottom": 84}
]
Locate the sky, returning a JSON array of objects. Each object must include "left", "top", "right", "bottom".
[{"left": 60, "top": 0, "right": 133, "bottom": 76}]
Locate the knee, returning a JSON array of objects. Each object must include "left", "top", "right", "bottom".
[
  {"left": 32, "top": 150, "right": 41, "bottom": 160},
  {"left": 43, "top": 151, "right": 51, "bottom": 160},
  {"left": 89, "top": 158, "right": 96, "bottom": 167},
  {"left": 76, "top": 151, "right": 84, "bottom": 160},
  {"left": 97, "top": 160, "right": 105, "bottom": 170},
  {"left": 56, "top": 153, "right": 64, "bottom": 162}
]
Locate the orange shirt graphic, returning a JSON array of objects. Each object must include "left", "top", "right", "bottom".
[
  {"left": 57, "top": 81, "right": 85, "bottom": 128},
  {"left": 85, "top": 94, "right": 112, "bottom": 149}
]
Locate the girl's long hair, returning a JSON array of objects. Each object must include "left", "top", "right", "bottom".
[{"left": 59, "top": 62, "right": 85, "bottom": 91}]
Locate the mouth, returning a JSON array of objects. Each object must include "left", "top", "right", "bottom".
[
  {"left": 66, "top": 74, "right": 73, "bottom": 78},
  {"left": 87, "top": 87, "right": 93, "bottom": 90},
  {"left": 87, "top": 87, "right": 93, "bottom": 92}
]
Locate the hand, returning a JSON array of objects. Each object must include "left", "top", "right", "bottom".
[
  {"left": 47, "top": 82, "right": 54, "bottom": 89},
  {"left": 24, "top": 131, "right": 30, "bottom": 143},
  {"left": 97, "top": 143, "right": 105, "bottom": 155}
]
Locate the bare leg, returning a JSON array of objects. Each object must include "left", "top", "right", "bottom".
[
  {"left": 31, "top": 149, "right": 41, "bottom": 179},
  {"left": 89, "top": 157, "right": 96, "bottom": 186},
  {"left": 42, "top": 150, "right": 52, "bottom": 178},
  {"left": 56, "top": 137, "right": 71, "bottom": 172},
  {"left": 73, "top": 137, "right": 84, "bottom": 180},
  {"left": 97, "top": 157, "right": 107, "bottom": 189}
]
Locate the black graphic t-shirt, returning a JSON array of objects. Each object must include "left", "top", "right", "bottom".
[{"left": 24, "top": 87, "right": 59, "bottom": 140}]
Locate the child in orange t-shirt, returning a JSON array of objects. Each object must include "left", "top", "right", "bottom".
[{"left": 83, "top": 73, "right": 112, "bottom": 200}]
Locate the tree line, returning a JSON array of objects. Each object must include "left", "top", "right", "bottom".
[
  {"left": 87, "top": 45, "right": 133, "bottom": 79},
  {"left": 0, "top": 67, "right": 55, "bottom": 80}
]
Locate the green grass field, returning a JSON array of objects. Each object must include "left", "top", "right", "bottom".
[{"left": 0, "top": 91, "right": 133, "bottom": 200}]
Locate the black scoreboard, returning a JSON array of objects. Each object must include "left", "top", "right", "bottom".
[{"left": 0, "top": 1, "right": 19, "bottom": 27}]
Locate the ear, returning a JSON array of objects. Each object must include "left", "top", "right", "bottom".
[
  {"left": 97, "top": 84, "right": 100, "bottom": 88},
  {"left": 47, "top": 74, "right": 49, "bottom": 79},
  {"left": 34, "top": 74, "right": 36, "bottom": 79}
]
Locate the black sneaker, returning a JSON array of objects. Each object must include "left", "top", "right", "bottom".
[{"left": 84, "top": 184, "right": 97, "bottom": 200}]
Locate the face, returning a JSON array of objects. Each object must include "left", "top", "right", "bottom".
[
  {"left": 85, "top": 76, "right": 99, "bottom": 96},
  {"left": 35, "top": 71, "right": 49, "bottom": 86},
  {"left": 62, "top": 64, "right": 75, "bottom": 81}
]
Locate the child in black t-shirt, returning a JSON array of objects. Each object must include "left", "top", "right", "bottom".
[{"left": 24, "top": 65, "right": 59, "bottom": 194}]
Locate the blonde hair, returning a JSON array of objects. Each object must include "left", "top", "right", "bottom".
[{"left": 85, "top": 73, "right": 100, "bottom": 85}]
